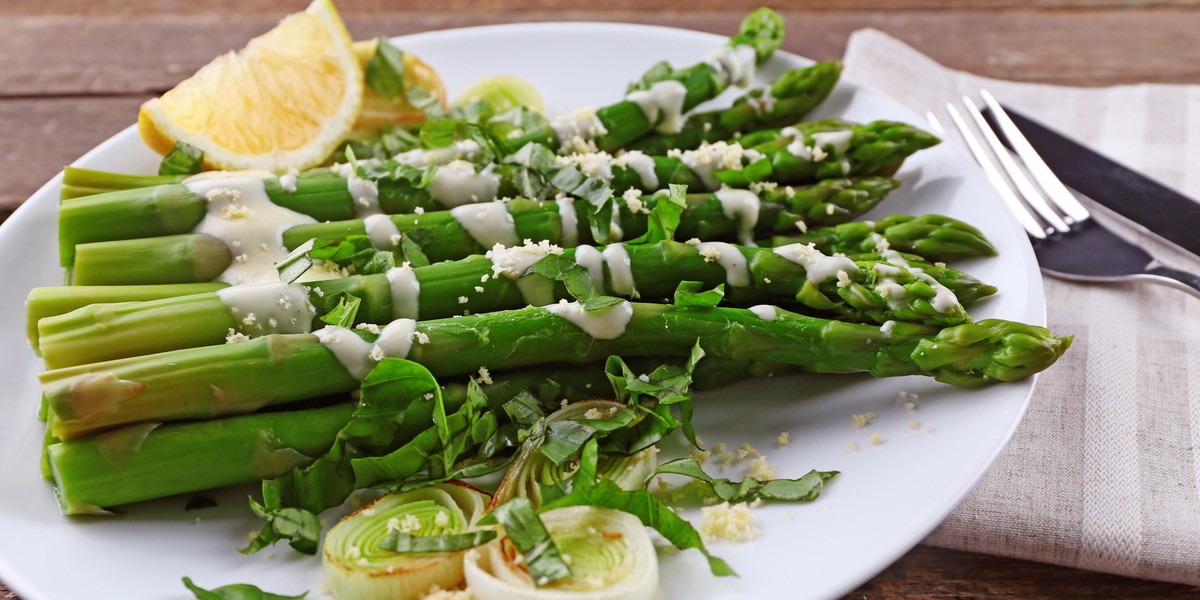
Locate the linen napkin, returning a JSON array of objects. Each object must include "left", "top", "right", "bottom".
[{"left": 843, "top": 28, "right": 1200, "bottom": 586}]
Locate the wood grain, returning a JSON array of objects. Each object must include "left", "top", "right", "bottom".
[{"left": 2, "top": 9, "right": 1199, "bottom": 99}]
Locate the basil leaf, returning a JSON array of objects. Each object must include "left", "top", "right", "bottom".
[
  {"left": 276, "top": 239, "right": 315, "bottom": 283},
  {"left": 319, "top": 295, "right": 361, "bottom": 328},
  {"left": 380, "top": 530, "right": 497, "bottom": 553},
  {"left": 491, "top": 498, "right": 572, "bottom": 586},
  {"left": 182, "top": 577, "right": 306, "bottom": 600},
  {"left": 654, "top": 458, "right": 839, "bottom": 503},
  {"left": 159, "top": 141, "right": 204, "bottom": 176},
  {"left": 502, "top": 390, "right": 546, "bottom": 428},
  {"left": 674, "top": 281, "right": 725, "bottom": 308},
  {"left": 240, "top": 497, "right": 320, "bottom": 555},
  {"left": 364, "top": 37, "right": 406, "bottom": 100}
]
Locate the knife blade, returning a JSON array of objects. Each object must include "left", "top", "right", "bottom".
[{"left": 984, "top": 105, "right": 1200, "bottom": 260}]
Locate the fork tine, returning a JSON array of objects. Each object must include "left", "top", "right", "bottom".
[
  {"left": 959, "top": 96, "right": 1071, "bottom": 233},
  {"left": 925, "top": 110, "right": 946, "bottom": 135},
  {"left": 979, "top": 90, "right": 1091, "bottom": 223},
  {"left": 943, "top": 103, "right": 1048, "bottom": 239}
]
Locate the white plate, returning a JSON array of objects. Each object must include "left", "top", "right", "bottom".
[{"left": 0, "top": 22, "right": 1045, "bottom": 600}]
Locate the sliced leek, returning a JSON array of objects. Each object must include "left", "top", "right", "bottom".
[
  {"left": 465, "top": 506, "right": 659, "bottom": 600},
  {"left": 490, "top": 399, "right": 657, "bottom": 510},
  {"left": 322, "top": 483, "right": 490, "bottom": 600}
]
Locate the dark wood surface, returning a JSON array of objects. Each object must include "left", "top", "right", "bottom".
[{"left": 3, "top": 1, "right": 1200, "bottom": 598}]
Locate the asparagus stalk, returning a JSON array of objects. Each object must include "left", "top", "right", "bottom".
[
  {"left": 59, "top": 167, "right": 183, "bottom": 201},
  {"left": 41, "top": 301, "right": 1071, "bottom": 440},
  {"left": 767, "top": 214, "right": 998, "bottom": 262},
  {"left": 586, "top": 8, "right": 784, "bottom": 152},
  {"left": 39, "top": 238, "right": 992, "bottom": 368},
  {"left": 44, "top": 363, "right": 630, "bottom": 514},
  {"left": 627, "top": 61, "right": 843, "bottom": 156},
  {"left": 25, "top": 283, "right": 224, "bottom": 355},
  {"left": 66, "top": 180, "right": 899, "bottom": 286}
]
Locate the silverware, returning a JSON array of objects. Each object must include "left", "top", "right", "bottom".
[{"left": 930, "top": 90, "right": 1200, "bottom": 299}]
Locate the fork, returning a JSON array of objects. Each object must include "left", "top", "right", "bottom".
[{"left": 929, "top": 90, "right": 1200, "bottom": 299}]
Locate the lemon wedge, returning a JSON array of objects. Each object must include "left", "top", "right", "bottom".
[
  {"left": 453, "top": 75, "right": 545, "bottom": 115},
  {"left": 138, "top": 0, "right": 362, "bottom": 172}
]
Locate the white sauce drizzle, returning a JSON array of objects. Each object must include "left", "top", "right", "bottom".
[
  {"left": 715, "top": 188, "right": 761, "bottom": 246},
  {"left": 347, "top": 173, "right": 381, "bottom": 217},
  {"left": 217, "top": 282, "right": 316, "bottom": 335},
  {"left": 184, "top": 174, "right": 317, "bottom": 286},
  {"left": 450, "top": 202, "right": 519, "bottom": 249},
  {"left": 614, "top": 151, "right": 659, "bottom": 189},
  {"left": 773, "top": 243, "right": 859, "bottom": 284},
  {"left": 748, "top": 304, "right": 778, "bottom": 321},
  {"left": 427, "top": 161, "right": 501, "bottom": 208},
  {"left": 572, "top": 245, "right": 606, "bottom": 293},
  {"left": 487, "top": 241, "right": 563, "bottom": 307},
  {"left": 707, "top": 44, "right": 758, "bottom": 87},
  {"left": 385, "top": 264, "right": 421, "bottom": 320},
  {"left": 812, "top": 130, "right": 854, "bottom": 156},
  {"left": 277, "top": 168, "right": 298, "bottom": 193},
  {"left": 315, "top": 320, "right": 418, "bottom": 380},
  {"left": 626, "top": 80, "right": 688, "bottom": 134},
  {"left": 880, "top": 320, "right": 896, "bottom": 335},
  {"left": 609, "top": 201, "right": 624, "bottom": 241},
  {"left": 601, "top": 243, "right": 638, "bottom": 298},
  {"left": 395, "top": 139, "right": 483, "bottom": 168},
  {"left": 695, "top": 242, "right": 751, "bottom": 287},
  {"left": 363, "top": 214, "right": 401, "bottom": 250},
  {"left": 552, "top": 106, "right": 609, "bottom": 155},
  {"left": 555, "top": 196, "right": 579, "bottom": 248},
  {"left": 544, "top": 299, "right": 633, "bottom": 340}
]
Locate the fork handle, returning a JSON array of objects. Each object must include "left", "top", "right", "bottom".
[{"left": 1144, "top": 265, "right": 1200, "bottom": 299}]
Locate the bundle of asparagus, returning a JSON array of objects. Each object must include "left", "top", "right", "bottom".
[{"left": 24, "top": 12, "right": 1071, "bottom": 581}]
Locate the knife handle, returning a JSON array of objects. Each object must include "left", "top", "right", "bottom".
[{"left": 1144, "top": 265, "right": 1200, "bottom": 299}]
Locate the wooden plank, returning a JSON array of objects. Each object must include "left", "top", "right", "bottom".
[
  {"left": 2, "top": 9, "right": 1198, "bottom": 99},
  {"left": 3, "top": 0, "right": 1198, "bottom": 15},
  {"left": 0, "top": 96, "right": 144, "bottom": 212}
]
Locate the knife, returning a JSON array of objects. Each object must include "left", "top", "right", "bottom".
[{"left": 984, "top": 105, "right": 1200, "bottom": 260}]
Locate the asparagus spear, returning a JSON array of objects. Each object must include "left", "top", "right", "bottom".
[
  {"left": 627, "top": 61, "right": 843, "bottom": 156},
  {"left": 767, "top": 214, "right": 999, "bottom": 262},
  {"left": 66, "top": 180, "right": 899, "bottom": 286},
  {"left": 41, "top": 301, "right": 1071, "bottom": 440},
  {"left": 583, "top": 8, "right": 784, "bottom": 153},
  {"left": 38, "top": 238, "right": 993, "bottom": 368}
]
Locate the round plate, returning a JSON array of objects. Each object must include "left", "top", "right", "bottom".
[{"left": 0, "top": 22, "right": 1044, "bottom": 600}]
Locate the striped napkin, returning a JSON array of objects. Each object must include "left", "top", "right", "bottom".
[{"left": 843, "top": 28, "right": 1200, "bottom": 586}]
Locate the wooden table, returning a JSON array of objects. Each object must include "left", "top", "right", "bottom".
[{"left": 3, "top": 1, "right": 1199, "bottom": 598}]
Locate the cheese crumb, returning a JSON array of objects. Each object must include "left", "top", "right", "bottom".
[
  {"left": 735, "top": 442, "right": 759, "bottom": 461},
  {"left": 836, "top": 270, "right": 852, "bottom": 288},
  {"left": 458, "top": 296, "right": 469, "bottom": 304},
  {"left": 400, "top": 513, "right": 422, "bottom": 533},
  {"left": 747, "top": 456, "right": 775, "bottom": 481},
  {"left": 693, "top": 449, "right": 712, "bottom": 462},
  {"left": 433, "top": 510, "right": 450, "bottom": 528},
  {"left": 583, "top": 408, "right": 603, "bottom": 420},
  {"left": 225, "top": 328, "right": 251, "bottom": 344},
  {"left": 908, "top": 419, "right": 921, "bottom": 430},
  {"left": 369, "top": 345, "right": 385, "bottom": 362},
  {"left": 699, "top": 502, "right": 760, "bottom": 542},
  {"left": 847, "top": 440, "right": 859, "bottom": 452},
  {"left": 356, "top": 323, "right": 382, "bottom": 334},
  {"left": 851, "top": 412, "right": 877, "bottom": 429},
  {"left": 699, "top": 247, "right": 721, "bottom": 263},
  {"left": 419, "top": 585, "right": 472, "bottom": 600},
  {"left": 413, "top": 331, "right": 430, "bottom": 345},
  {"left": 476, "top": 366, "right": 493, "bottom": 385},
  {"left": 904, "top": 401, "right": 917, "bottom": 411},
  {"left": 869, "top": 433, "right": 884, "bottom": 446},
  {"left": 777, "top": 432, "right": 790, "bottom": 446},
  {"left": 712, "top": 442, "right": 726, "bottom": 454}
]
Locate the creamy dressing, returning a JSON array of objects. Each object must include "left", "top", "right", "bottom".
[
  {"left": 555, "top": 196, "right": 579, "bottom": 247},
  {"left": 609, "top": 201, "right": 624, "bottom": 241},
  {"left": 487, "top": 241, "right": 562, "bottom": 306},
  {"left": 601, "top": 243, "right": 638, "bottom": 298},
  {"left": 217, "top": 282, "right": 316, "bottom": 334},
  {"left": 626, "top": 80, "right": 688, "bottom": 134},
  {"left": 184, "top": 174, "right": 318, "bottom": 286},
  {"left": 880, "top": 320, "right": 896, "bottom": 335},
  {"left": 347, "top": 173, "right": 381, "bottom": 217},
  {"left": 544, "top": 299, "right": 633, "bottom": 340},
  {"left": 315, "top": 319, "right": 418, "bottom": 380},
  {"left": 715, "top": 188, "right": 761, "bottom": 246},
  {"left": 376, "top": 319, "right": 418, "bottom": 361},
  {"left": 614, "top": 151, "right": 659, "bottom": 189},
  {"left": 314, "top": 326, "right": 377, "bottom": 380},
  {"left": 694, "top": 242, "right": 751, "bottom": 287},
  {"left": 278, "top": 169, "right": 298, "bottom": 193},
  {"left": 773, "top": 243, "right": 859, "bottom": 284},
  {"left": 748, "top": 304, "right": 778, "bottom": 321},
  {"left": 427, "top": 161, "right": 501, "bottom": 208},
  {"left": 812, "top": 130, "right": 854, "bottom": 156},
  {"left": 363, "top": 214, "right": 401, "bottom": 250},
  {"left": 385, "top": 264, "right": 421, "bottom": 320},
  {"left": 707, "top": 44, "right": 758, "bottom": 87},
  {"left": 572, "top": 244, "right": 606, "bottom": 293},
  {"left": 450, "top": 202, "right": 519, "bottom": 249},
  {"left": 395, "top": 139, "right": 483, "bottom": 168},
  {"left": 552, "top": 106, "right": 609, "bottom": 155}
]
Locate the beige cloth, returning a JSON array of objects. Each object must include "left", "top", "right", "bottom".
[{"left": 843, "top": 29, "right": 1200, "bottom": 585}]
